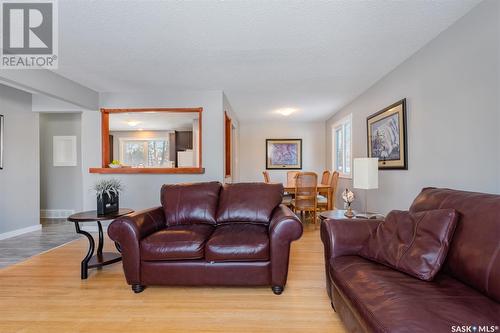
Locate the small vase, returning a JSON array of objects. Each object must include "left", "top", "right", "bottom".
[{"left": 97, "top": 192, "right": 119, "bottom": 215}]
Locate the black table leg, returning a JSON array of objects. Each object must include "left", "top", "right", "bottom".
[
  {"left": 97, "top": 221, "right": 104, "bottom": 256},
  {"left": 74, "top": 222, "right": 95, "bottom": 280}
]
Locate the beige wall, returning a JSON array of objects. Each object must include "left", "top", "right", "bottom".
[
  {"left": 325, "top": 0, "right": 500, "bottom": 214},
  {"left": 0, "top": 84, "right": 39, "bottom": 234},
  {"left": 239, "top": 121, "right": 326, "bottom": 184}
]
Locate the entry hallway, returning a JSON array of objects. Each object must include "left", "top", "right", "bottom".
[
  {"left": 0, "top": 219, "right": 80, "bottom": 269},
  {"left": 0, "top": 223, "right": 346, "bottom": 333}
]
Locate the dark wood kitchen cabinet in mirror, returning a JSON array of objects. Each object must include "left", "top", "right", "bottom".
[{"left": 89, "top": 108, "right": 204, "bottom": 174}]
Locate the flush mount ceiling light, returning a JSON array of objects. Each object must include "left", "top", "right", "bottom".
[
  {"left": 275, "top": 108, "right": 298, "bottom": 116},
  {"left": 127, "top": 120, "right": 140, "bottom": 127}
]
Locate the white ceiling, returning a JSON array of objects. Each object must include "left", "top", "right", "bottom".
[
  {"left": 109, "top": 112, "right": 197, "bottom": 131},
  {"left": 55, "top": 0, "right": 480, "bottom": 121}
]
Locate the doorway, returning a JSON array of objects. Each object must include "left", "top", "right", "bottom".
[{"left": 39, "top": 112, "right": 83, "bottom": 224}]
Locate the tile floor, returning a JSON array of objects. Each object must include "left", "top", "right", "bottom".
[{"left": 0, "top": 219, "right": 81, "bottom": 269}]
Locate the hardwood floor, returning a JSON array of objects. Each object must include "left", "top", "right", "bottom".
[{"left": 0, "top": 223, "right": 346, "bottom": 333}]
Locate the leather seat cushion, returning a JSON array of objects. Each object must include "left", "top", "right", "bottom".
[
  {"left": 330, "top": 256, "right": 500, "bottom": 333},
  {"left": 205, "top": 224, "right": 270, "bottom": 262},
  {"left": 141, "top": 224, "right": 214, "bottom": 261}
]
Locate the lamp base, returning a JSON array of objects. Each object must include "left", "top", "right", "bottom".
[{"left": 344, "top": 207, "right": 354, "bottom": 218}]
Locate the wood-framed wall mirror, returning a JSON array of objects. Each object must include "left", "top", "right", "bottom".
[{"left": 89, "top": 108, "right": 204, "bottom": 174}]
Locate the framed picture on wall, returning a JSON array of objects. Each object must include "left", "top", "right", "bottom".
[
  {"left": 0, "top": 114, "right": 3, "bottom": 170},
  {"left": 367, "top": 99, "right": 408, "bottom": 170},
  {"left": 266, "top": 139, "right": 302, "bottom": 170}
]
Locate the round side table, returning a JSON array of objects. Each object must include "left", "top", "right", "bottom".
[
  {"left": 319, "top": 209, "right": 357, "bottom": 222},
  {"left": 67, "top": 208, "right": 134, "bottom": 279}
]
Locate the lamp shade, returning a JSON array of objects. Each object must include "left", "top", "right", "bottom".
[{"left": 353, "top": 158, "right": 379, "bottom": 190}]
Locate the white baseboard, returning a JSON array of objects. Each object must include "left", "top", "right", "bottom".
[
  {"left": 0, "top": 224, "right": 42, "bottom": 240},
  {"left": 40, "top": 209, "right": 75, "bottom": 219}
]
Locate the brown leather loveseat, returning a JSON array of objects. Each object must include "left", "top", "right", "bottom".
[
  {"left": 321, "top": 188, "right": 500, "bottom": 332},
  {"left": 109, "top": 182, "right": 303, "bottom": 294}
]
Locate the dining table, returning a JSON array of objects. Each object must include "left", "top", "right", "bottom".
[{"left": 282, "top": 180, "right": 333, "bottom": 210}]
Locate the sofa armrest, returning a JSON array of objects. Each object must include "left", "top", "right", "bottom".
[
  {"left": 269, "top": 204, "right": 303, "bottom": 242},
  {"left": 320, "top": 218, "right": 381, "bottom": 261},
  {"left": 108, "top": 206, "right": 165, "bottom": 284},
  {"left": 320, "top": 217, "right": 381, "bottom": 299},
  {"left": 269, "top": 204, "right": 303, "bottom": 288}
]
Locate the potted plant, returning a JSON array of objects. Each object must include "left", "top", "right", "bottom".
[{"left": 93, "top": 178, "right": 124, "bottom": 215}]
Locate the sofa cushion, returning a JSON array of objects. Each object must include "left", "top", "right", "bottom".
[
  {"left": 205, "top": 224, "right": 269, "bottom": 262},
  {"left": 161, "top": 182, "right": 221, "bottom": 226},
  {"left": 140, "top": 224, "right": 214, "bottom": 261},
  {"left": 410, "top": 188, "right": 500, "bottom": 302},
  {"left": 330, "top": 256, "right": 500, "bottom": 333},
  {"left": 216, "top": 183, "right": 283, "bottom": 225},
  {"left": 359, "top": 209, "right": 458, "bottom": 281}
]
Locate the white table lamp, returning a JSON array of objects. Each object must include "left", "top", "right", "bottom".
[{"left": 353, "top": 157, "right": 379, "bottom": 218}]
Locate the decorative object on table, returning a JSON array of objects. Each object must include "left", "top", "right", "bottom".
[
  {"left": 367, "top": 99, "right": 407, "bottom": 170},
  {"left": 266, "top": 139, "right": 302, "bottom": 170},
  {"left": 353, "top": 158, "right": 379, "bottom": 219},
  {"left": 93, "top": 178, "right": 124, "bottom": 215},
  {"left": 0, "top": 114, "right": 3, "bottom": 170},
  {"left": 108, "top": 160, "right": 122, "bottom": 168},
  {"left": 342, "top": 188, "right": 355, "bottom": 218}
]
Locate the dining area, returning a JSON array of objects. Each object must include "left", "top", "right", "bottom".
[{"left": 263, "top": 170, "right": 339, "bottom": 224}]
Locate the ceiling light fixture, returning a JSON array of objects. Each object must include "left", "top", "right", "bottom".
[
  {"left": 276, "top": 108, "right": 298, "bottom": 116},
  {"left": 127, "top": 121, "right": 140, "bottom": 127}
]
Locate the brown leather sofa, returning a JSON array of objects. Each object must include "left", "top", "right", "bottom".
[
  {"left": 321, "top": 188, "right": 500, "bottom": 332},
  {"left": 108, "top": 182, "right": 303, "bottom": 294}
]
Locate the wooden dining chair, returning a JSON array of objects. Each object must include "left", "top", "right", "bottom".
[
  {"left": 262, "top": 171, "right": 271, "bottom": 183},
  {"left": 291, "top": 172, "right": 318, "bottom": 224},
  {"left": 318, "top": 171, "right": 339, "bottom": 211},
  {"left": 321, "top": 170, "right": 331, "bottom": 185},
  {"left": 318, "top": 170, "right": 331, "bottom": 206},
  {"left": 286, "top": 171, "right": 299, "bottom": 188}
]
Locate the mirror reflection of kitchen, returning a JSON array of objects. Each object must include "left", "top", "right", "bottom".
[{"left": 108, "top": 112, "right": 199, "bottom": 168}]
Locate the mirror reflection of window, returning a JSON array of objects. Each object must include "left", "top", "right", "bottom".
[
  {"left": 120, "top": 137, "right": 169, "bottom": 167},
  {"left": 108, "top": 112, "right": 199, "bottom": 168}
]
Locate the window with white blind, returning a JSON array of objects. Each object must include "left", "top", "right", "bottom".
[{"left": 332, "top": 114, "right": 352, "bottom": 178}]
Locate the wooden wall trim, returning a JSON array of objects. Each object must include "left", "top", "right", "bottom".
[
  {"left": 89, "top": 167, "right": 205, "bottom": 174},
  {"left": 101, "top": 111, "right": 110, "bottom": 167},
  {"left": 224, "top": 112, "right": 232, "bottom": 177},
  {"left": 97, "top": 107, "right": 203, "bottom": 173}
]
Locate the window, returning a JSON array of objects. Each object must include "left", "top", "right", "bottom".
[
  {"left": 332, "top": 114, "right": 352, "bottom": 178},
  {"left": 119, "top": 137, "right": 170, "bottom": 168}
]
